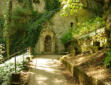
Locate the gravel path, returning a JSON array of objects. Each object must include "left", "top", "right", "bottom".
[{"left": 27, "top": 55, "right": 75, "bottom": 85}]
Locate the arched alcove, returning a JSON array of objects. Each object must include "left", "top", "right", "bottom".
[
  {"left": 39, "top": 28, "right": 55, "bottom": 54},
  {"left": 44, "top": 35, "right": 52, "bottom": 52}
]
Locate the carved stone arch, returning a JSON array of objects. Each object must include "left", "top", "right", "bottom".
[{"left": 40, "top": 28, "right": 55, "bottom": 54}]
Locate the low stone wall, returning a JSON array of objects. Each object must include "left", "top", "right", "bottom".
[{"left": 60, "top": 57, "right": 105, "bottom": 85}]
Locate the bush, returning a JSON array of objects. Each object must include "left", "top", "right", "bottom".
[
  {"left": 104, "top": 49, "right": 111, "bottom": 68},
  {"left": 0, "top": 54, "right": 28, "bottom": 85},
  {"left": 73, "top": 16, "right": 105, "bottom": 38},
  {"left": 61, "top": 30, "right": 72, "bottom": 45}
]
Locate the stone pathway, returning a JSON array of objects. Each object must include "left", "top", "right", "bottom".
[{"left": 27, "top": 55, "right": 75, "bottom": 85}]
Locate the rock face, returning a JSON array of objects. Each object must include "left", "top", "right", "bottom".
[
  {"left": 0, "top": 0, "right": 96, "bottom": 54},
  {"left": 33, "top": 0, "right": 45, "bottom": 13},
  {"left": 34, "top": 9, "right": 94, "bottom": 54}
]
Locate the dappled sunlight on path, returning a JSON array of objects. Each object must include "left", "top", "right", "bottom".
[{"left": 27, "top": 55, "right": 71, "bottom": 85}]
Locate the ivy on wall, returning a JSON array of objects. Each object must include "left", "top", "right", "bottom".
[{"left": 8, "top": 0, "right": 60, "bottom": 55}]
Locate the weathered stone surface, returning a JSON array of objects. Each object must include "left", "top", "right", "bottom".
[
  {"left": 33, "top": 0, "right": 45, "bottom": 13},
  {"left": 60, "top": 56, "right": 106, "bottom": 85},
  {"left": 34, "top": 9, "right": 95, "bottom": 54},
  {"left": 35, "top": 26, "right": 55, "bottom": 54}
]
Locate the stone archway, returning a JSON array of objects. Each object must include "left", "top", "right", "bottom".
[{"left": 39, "top": 28, "right": 55, "bottom": 54}]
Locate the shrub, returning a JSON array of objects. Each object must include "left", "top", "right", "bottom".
[
  {"left": 0, "top": 54, "right": 28, "bottom": 85},
  {"left": 73, "top": 16, "right": 105, "bottom": 38},
  {"left": 104, "top": 49, "right": 111, "bottom": 68},
  {"left": 61, "top": 30, "right": 72, "bottom": 45}
]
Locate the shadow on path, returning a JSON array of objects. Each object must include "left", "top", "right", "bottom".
[{"left": 27, "top": 55, "right": 67, "bottom": 85}]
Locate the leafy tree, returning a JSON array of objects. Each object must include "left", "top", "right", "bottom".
[{"left": 59, "top": 0, "right": 83, "bottom": 16}]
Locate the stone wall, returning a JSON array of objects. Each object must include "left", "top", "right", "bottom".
[
  {"left": 34, "top": 8, "right": 95, "bottom": 54},
  {"left": 60, "top": 56, "right": 106, "bottom": 85},
  {"left": 33, "top": 0, "right": 45, "bottom": 13},
  {"left": 35, "top": 24, "right": 55, "bottom": 54},
  {"left": 0, "top": 0, "right": 98, "bottom": 54}
]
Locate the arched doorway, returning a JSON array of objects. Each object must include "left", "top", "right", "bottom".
[
  {"left": 44, "top": 35, "right": 52, "bottom": 53},
  {"left": 38, "top": 28, "right": 55, "bottom": 54}
]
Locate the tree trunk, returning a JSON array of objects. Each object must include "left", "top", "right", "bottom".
[
  {"left": 4, "top": 0, "right": 12, "bottom": 58},
  {"left": 104, "top": 0, "right": 111, "bottom": 48}
]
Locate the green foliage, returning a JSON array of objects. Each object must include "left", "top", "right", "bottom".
[
  {"left": 18, "top": 0, "right": 23, "bottom": 3},
  {"left": 59, "top": 0, "right": 103, "bottom": 16},
  {"left": 59, "top": 0, "right": 83, "bottom": 16},
  {"left": 0, "top": 55, "right": 27, "bottom": 84},
  {"left": 85, "top": 0, "right": 104, "bottom": 15},
  {"left": 104, "top": 49, "right": 111, "bottom": 68},
  {"left": 10, "top": 7, "right": 32, "bottom": 35},
  {"left": 45, "top": 0, "right": 60, "bottom": 11},
  {"left": 73, "top": 16, "right": 105, "bottom": 38},
  {"left": 8, "top": 0, "right": 60, "bottom": 55},
  {"left": 0, "top": 18, "right": 4, "bottom": 38},
  {"left": 9, "top": 7, "right": 33, "bottom": 54},
  {"left": 61, "top": 29, "right": 72, "bottom": 45},
  {"left": 0, "top": 17, "right": 4, "bottom": 29},
  {"left": 33, "top": 0, "right": 40, "bottom": 4},
  {"left": 61, "top": 29, "right": 81, "bottom": 54}
]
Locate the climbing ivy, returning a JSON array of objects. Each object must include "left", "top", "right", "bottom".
[{"left": 9, "top": 0, "right": 60, "bottom": 55}]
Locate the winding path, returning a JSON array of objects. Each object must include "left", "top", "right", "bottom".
[{"left": 27, "top": 55, "right": 75, "bottom": 85}]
